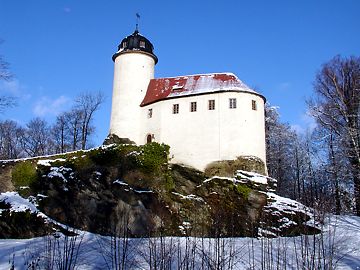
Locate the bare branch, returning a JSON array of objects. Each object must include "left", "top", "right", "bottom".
[{"left": 0, "top": 95, "right": 16, "bottom": 113}]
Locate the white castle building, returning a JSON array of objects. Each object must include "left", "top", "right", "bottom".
[{"left": 109, "top": 29, "right": 266, "bottom": 171}]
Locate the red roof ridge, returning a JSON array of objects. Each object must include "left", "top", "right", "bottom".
[
  {"left": 152, "top": 72, "right": 238, "bottom": 80},
  {"left": 141, "top": 72, "right": 262, "bottom": 107}
]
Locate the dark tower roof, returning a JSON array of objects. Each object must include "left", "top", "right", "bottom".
[{"left": 112, "top": 30, "right": 158, "bottom": 64}]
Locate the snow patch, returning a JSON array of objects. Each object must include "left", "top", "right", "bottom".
[
  {"left": 266, "top": 192, "right": 312, "bottom": 215},
  {"left": 0, "top": 192, "right": 38, "bottom": 214},
  {"left": 48, "top": 166, "right": 73, "bottom": 182},
  {"left": 113, "top": 179, "right": 128, "bottom": 186},
  {"left": 133, "top": 189, "right": 153, "bottom": 194},
  {"left": 172, "top": 192, "right": 204, "bottom": 202},
  {"left": 236, "top": 170, "right": 268, "bottom": 184},
  {"left": 179, "top": 221, "right": 192, "bottom": 234},
  {"left": 37, "top": 158, "right": 66, "bottom": 167}
]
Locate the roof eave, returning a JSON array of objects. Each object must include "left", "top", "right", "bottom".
[
  {"left": 141, "top": 89, "right": 266, "bottom": 107},
  {"left": 112, "top": 50, "right": 158, "bottom": 64}
]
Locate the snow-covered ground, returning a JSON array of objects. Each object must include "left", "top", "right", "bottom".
[
  {"left": 1, "top": 168, "right": 358, "bottom": 269},
  {"left": 0, "top": 215, "right": 359, "bottom": 269}
]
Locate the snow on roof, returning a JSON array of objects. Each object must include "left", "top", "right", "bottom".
[{"left": 141, "top": 73, "right": 261, "bottom": 106}]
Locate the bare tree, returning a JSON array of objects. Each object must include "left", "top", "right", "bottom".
[
  {"left": 75, "top": 92, "right": 104, "bottom": 150},
  {"left": 265, "top": 104, "right": 297, "bottom": 198},
  {"left": 52, "top": 113, "right": 71, "bottom": 153},
  {"left": 63, "top": 109, "right": 83, "bottom": 151},
  {"left": 0, "top": 120, "right": 25, "bottom": 159},
  {"left": 0, "top": 40, "right": 16, "bottom": 113},
  {"left": 309, "top": 55, "right": 360, "bottom": 215},
  {"left": 49, "top": 91, "right": 104, "bottom": 153},
  {"left": 0, "top": 40, "right": 12, "bottom": 81},
  {"left": 22, "top": 117, "right": 52, "bottom": 157},
  {"left": 0, "top": 96, "right": 16, "bottom": 113},
  {"left": 311, "top": 126, "right": 354, "bottom": 214}
]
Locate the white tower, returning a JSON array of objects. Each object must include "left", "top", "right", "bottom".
[{"left": 109, "top": 29, "right": 158, "bottom": 144}]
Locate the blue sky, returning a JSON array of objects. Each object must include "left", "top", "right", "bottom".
[{"left": 0, "top": 0, "right": 359, "bottom": 145}]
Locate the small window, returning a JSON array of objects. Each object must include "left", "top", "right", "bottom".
[
  {"left": 146, "top": 134, "right": 152, "bottom": 144},
  {"left": 190, "top": 102, "right": 197, "bottom": 112},
  {"left": 140, "top": 41, "right": 146, "bottom": 48},
  {"left": 208, "top": 100, "right": 215, "bottom": 110},
  {"left": 229, "top": 98, "right": 237, "bottom": 109},
  {"left": 148, "top": 108, "right": 153, "bottom": 118},
  {"left": 122, "top": 41, "right": 127, "bottom": 48},
  {"left": 173, "top": 104, "right": 179, "bottom": 114},
  {"left": 252, "top": 100, "right": 257, "bottom": 111}
]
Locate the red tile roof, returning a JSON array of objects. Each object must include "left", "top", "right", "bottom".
[{"left": 140, "top": 73, "right": 258, "bottom": 106}]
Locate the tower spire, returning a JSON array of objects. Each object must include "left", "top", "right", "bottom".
[{"left": 135, "top": 13, "right": 140, "bottom": 32}]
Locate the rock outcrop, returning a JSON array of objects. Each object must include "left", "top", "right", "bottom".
[{"left": 0, "top": 143, "right": 320, "bottom": 238}]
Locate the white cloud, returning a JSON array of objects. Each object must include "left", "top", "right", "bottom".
[
  {"left": 33, "top": 96, "right": 70, "bottom": 117},
  {"left": 0, "top": 79, "right": 31, "bottom": 101},
  {"left": 291, "top": 111, "right": 317, "bottom": 135},
  {"left": 0, "top": 79, "right": 21, "bottom": 96},
  {"left": 278, "top": 82, "right": 291, "bottom": 91}
]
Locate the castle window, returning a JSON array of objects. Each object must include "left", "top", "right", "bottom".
[
  {"left": 173, "top": 104, "right": 179, "bottom": 114},
  {"left": 229, "top": 98, "right": 237, "bottom": 109},
  {"left": 146, "top": 134, "right": 152, "bottom": 144},
  {"left": 208, "top": 100, "right": 215, "bottom": 110},
  {"left": 140, "top": 41, "right": 146, "bottom": 48},
  {"left": 148, "top": 108, "right": 153, "bottom": 118},
  {"left": 190, "top": 102, "right": 197, "bottom": 112},
  {"left": 252, "top": 100, "right": 257, "bottom": 111}
]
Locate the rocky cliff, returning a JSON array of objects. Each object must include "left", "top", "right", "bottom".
[{"left": 0, "top": 143, "right": 320, "bottom": 238}]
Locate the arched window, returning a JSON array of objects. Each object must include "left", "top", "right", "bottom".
[{"left": 146, "top": 134, "right": 152, "bottom": 144}]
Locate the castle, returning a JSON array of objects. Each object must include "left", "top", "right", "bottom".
[{"left": 109, "top": 29, "right": 266, "bottom": 171}]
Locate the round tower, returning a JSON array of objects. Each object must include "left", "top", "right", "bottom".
[{"left": 109, "top": 29, "right": 158, "bottom": 144}]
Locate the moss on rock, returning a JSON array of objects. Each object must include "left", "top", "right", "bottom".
[
  {"left": 234, "top": 183, "right": 252, "bottom": 199},
  {"left": 204, "top": 156, "right": 266, "bottom": 177}
]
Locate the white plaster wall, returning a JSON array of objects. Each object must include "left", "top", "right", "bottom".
[
  {"left": 141, "top": 104, "right": 162, "bottom": 143},
  {"left": 217, "top": 92, "right": 266, "bottom": 164},
  {"left": 142, "top": 91, "right": 266, "bottom": 171},
  {"left": 109, "top": 52, "right": 155, "bottom": 144}
]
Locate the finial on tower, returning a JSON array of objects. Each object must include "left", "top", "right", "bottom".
[{"left": 135, "top": 13, "right": 140, "bottom": 32}]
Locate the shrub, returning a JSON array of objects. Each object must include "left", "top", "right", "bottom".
[
  {"left": 137, "top": 143, "right": 170, "bottom": 174},
  {"left": 11, "top": 161, "right": 38, "bottom": 189},
  {"left": 88, "top": 145, "right": 120, "bottom": 166},
  {"left": 70, "top": 154, "right": 94, "bottom": 172},
  {"left": 164, "top": 172, "right": 175, "bottom": 191}
]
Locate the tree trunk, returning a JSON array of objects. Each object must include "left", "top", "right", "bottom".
[
  {"left": 354, "top": 173, "right": 360, "bottom": 216},
  {"left": 295, "top": 146, "right": 301, "bottom": 200},
  {"left": 329, "top": 134, "right": 341, "bottom": 215},
  {"left": 61, "top": 126, "right": 65, "bottom": 153},
  {"left": 350, "top": 158, "right": 360, "bottom": 216}
]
